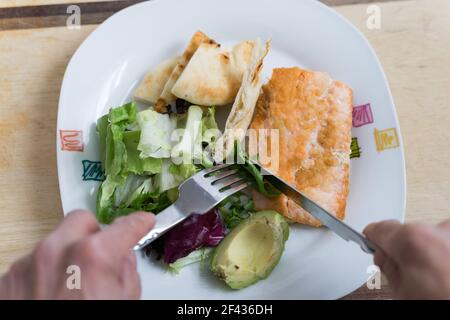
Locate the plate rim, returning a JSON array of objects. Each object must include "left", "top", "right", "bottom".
[{"left": 56, "top": 0, "right": 407, "bottom": 299}]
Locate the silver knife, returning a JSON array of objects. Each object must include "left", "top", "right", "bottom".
[{"left": 250, "top": 160, "right": 377, "bottom": 254}]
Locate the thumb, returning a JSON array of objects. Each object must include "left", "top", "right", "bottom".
[
  {"left": 364, "top": 219, "right": 402, "bottom": 258},
  {"left": 96, "top": 212, "right": 155, "bottom": 259}
]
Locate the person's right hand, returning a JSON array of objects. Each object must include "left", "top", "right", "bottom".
[
  {"left": 0, "top": 210, "right": 155, "bottom": 300},
  {"left": 364, "top": 219, "right": 450, "bottom": 299}
]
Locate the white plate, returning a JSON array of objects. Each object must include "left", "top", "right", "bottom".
[{"left": 57, "top": 0, "right": 406, "bottom": 299}]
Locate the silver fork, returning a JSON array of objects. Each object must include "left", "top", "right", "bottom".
[{"left": 133, "top": 164, "right": 250, "bottom": 251}]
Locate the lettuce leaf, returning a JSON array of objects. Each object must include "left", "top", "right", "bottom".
[
  {"left": 124, "top": 178, "right": 153, "bottom": 207},
  {"left": 171, "top": 105, "right": 203, "bottom": 165},
  {"left": 168, "top": 247, "right": 213, "bottom": 274},
  {"left": 109, "top": 102, "right": 136, "bottom": 125},
  {"left": 235, "top": 141, "right": 281, "bottom": 197},
  {"left": 137, "top": 110, "right": 177, "bottom": 159},
  {"left": 98, "top": 123, "right": 129, "bottom": 212},
  {"left": 200, "top": 107, "right": 221, "bottom": 168},
  {"left": 218, "top": 192, "right": 255, "bottom": 229},
  {"left": 96, "top": 103, "right": 226, "bottom": 225},
  {"left": 96, "top": 102, "right": 143, "bottom": 223},
  {"left": 96, "top": 179, "right": 136, "bottom": 224},
  {"left": 106, "top": 101, "right": 137, "bottom": 177},
  {"left": 129, "top": 189, "right": 173, "bottom": 214},
  {"left": 123, "top": 130, "right": 162, "bottom": 175},
  {"left": 96, "top": 114, "right": 109, "bottom": 168},
  {"left": 96, "top": 174, "right": 172, "bottom": 224},
  {"left": 113, "top": 174, "right": 147, "bottom": 208},
  {"left": 169, "top": 163, "right": 199, "bottom": 184},
  {"left": 202, "top": 107, "right": 219, "bottom": 135},
  {"left": 155, "top": 159, "right": 180, "bottom": 193},
  {"left": 103, "top": 102, "right": 137, "bottom": 177},
  {"left": 105, "top": 123, "right": 126, "bottom": 177}
]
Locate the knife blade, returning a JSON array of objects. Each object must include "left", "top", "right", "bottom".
[{"left": 250, "top": 160, "right": 377, "bottom": 254}]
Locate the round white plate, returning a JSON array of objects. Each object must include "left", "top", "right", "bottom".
[{"left": 57, "top": 0, "right": 406, "bottom": 299}]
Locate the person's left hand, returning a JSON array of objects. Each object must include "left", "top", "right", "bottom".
[{"left": 0, "top": 209, "right": 155, "bottom": 300}]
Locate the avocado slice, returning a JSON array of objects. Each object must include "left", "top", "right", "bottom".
[{"left": 210, "top": 210, "right": 289, "bottom": 289}]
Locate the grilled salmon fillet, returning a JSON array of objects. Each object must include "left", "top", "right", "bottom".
[{"left": 250, "top": 67, "right": 353, "bottom": 227}]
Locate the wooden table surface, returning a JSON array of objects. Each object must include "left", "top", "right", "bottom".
[{"left": 0, "top": 0, "right": 449, "bottom": 300}]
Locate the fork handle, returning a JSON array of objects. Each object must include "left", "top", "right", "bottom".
[{"left": 133, "top": 203, "right": 187, "bottom": 251}]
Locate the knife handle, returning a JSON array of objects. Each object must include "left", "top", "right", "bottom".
[{"left": 351, "top": 232, "right": 377, "bottom": 254}]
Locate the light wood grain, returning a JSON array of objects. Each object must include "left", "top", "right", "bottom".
[
  {"left": 0, "top": 0, "right": 449, "bottom": 299},
  {"left": 337, "top": 0, "right": 450, "bottom": 298},
  {"left": 0, "top": 0, "right": 406, "bottom": 9},
  {"left": 335, "top": 0, "right": 450, "bottom": 226},
  {"left": 0, "top": 0, "right": 113, "bottom": 8},
  {"left": 0, "top": 1, "right": 147, "bottom": 31},
  {"left": 0, "top": 25, "right": 96, "bottom": 274}
]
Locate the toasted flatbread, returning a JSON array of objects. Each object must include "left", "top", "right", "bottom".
[
  {"left": 171, "top": 40, "right": 254, "bottom": 106},
  {"left": 250, "top": 67, "right": 353, "bottom": 226},
  {"left": 212, "top": 39, "right": 270, "bottom": 162},
  {"left": 133, "top": 57, "right": 179, "bottom": 104},
  {"left": 155, "top": 31, "right": 218, "bottom": 112}
]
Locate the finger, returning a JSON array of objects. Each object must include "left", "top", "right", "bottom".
[
  {"left": 2, "top": 255, "right": 33, "bottom": 299},
  {"left": 363, "top": 220, "right": 402, "bottom": 257},
  {"left": 438, "top": 219, "right": 450, "bottom": 230},
  {"left": 125, "top": 250, "right": 137, "bottom": 270},
  {"left": 119, "top": 253, "right": 141, "bottom": 299},
  {"left": 47, "top": 209, "right": 100, "bottom": 248},
  {"left": 381, "top": 257, "right": 400, "bottom": 289},
  {"left": 94, "top": 212, "right": 155, "bottom": 259},
  {"left": 373, "top": 250, "right": 387, "bottom": 270}
]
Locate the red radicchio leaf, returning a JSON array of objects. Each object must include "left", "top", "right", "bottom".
[{"left": 163, "top": 208, "right": 226, "bottom": 264}]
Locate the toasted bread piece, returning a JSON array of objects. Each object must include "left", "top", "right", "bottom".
[
  {"left": 212, "top": 39, "right": 270, "bottom": 162},
  {"left": 171, "top": 40, "right": 255, "bottom": 106},
  {"left": 134, "top": 57, "right": 179, "bottom": 105},
  {"left": 155, "top": 31, "right": 218, "bottom": 112},
  {"left": 250, "top": 67, "right": 352, "bottom": 226}
]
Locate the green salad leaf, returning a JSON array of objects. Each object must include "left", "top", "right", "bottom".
[
  {"left": 109, "top": 102, "right": 136, "bottom": 124},
  {"left": 218, "top": 192, "right": 255, "bottom": 229},
  {"left": 155, "top": 159, "right": 180, "bottom": 193},
  {"left": 96, "top": 102, "right": 167, "bottom": 223},
  {"left": 171, "top": 105, "right": 203, "bottom": 165},
  {"left": 137, "top": 110, "right": 176, "bottom": 159},
  {"left": 169, "top": 163, "right": 199, "bottom": 183},
  {"left": 235, "top": 141, "right": 281, "bottom": 197},
  {"left": 200, "top": 107, "right": 221, "bottom": 168},
  {"left": 126, "top": 186, "right": 172, "bottom": 213},
  {"left": 97, "top": 103, "right": 138, "bottom": 217},
  {"left": 202, "top": 107, "right": 219, "bottom": 135},
  {"left": 123, "top": 130, "right": 162, "bottom": 175},
  {"left": 107, "top": 123, "right": 127, "bottom": 178},
  {"left": 168, "top": 247, "right": 213, "bottom": 274},
  {"left": 113, "top": 174, "right": 147, "bottom": 208},
  {"left": 96, "top": 103, "right": 227, "bottom": 224},
  {"left": 96, "top": 114, "right": 109, "bottom": 168}
]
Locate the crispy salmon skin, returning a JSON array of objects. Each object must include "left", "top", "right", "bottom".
[{"left": 250, "top": 67, "right": 353, "bottom": 227}]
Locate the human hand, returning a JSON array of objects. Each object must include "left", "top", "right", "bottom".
[
  {"left": 364, "top": 219, "right": 450, "bottom": 299},
  {"left": 0, "top": 210, "right": 155, "bottom": 300}
]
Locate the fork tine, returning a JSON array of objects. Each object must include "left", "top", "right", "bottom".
[
  {"left": 210, "top": 169, "right": 239, "bottom": 183},
  {"left": 215, "top": 175, "right": 244, "bottom": 189},
  {"left": 202, "top": 163, "right": 234, "bottom": 175},
  {"left": 135, "top": 166, "right": 252, "bottom": 251},
  {"left": 220, "top": 180, "right": 252, "bottom": 197}
]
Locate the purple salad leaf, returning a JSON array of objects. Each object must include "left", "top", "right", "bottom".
[{"left": 163, "top": 208, "right": 226, "bottom": 264}]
